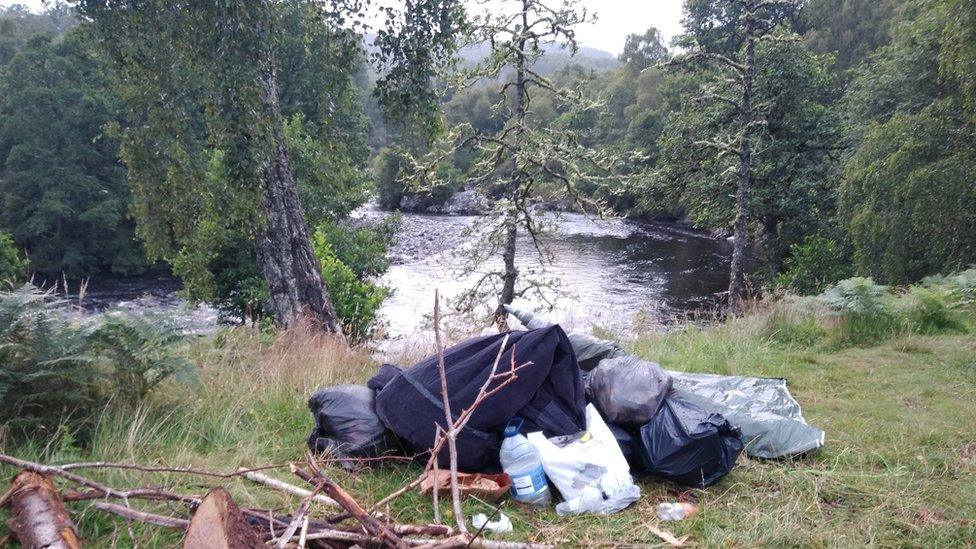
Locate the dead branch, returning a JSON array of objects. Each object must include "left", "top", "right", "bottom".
[
  {"left": 237, "top": 468, "right": 339, "bottom": 508},
  {"left": 1, "top": 453, "right": 129, "bottom": 498},
  {"left": 295, "top": 456, "right": 409, "bottom": 549},
  {"left": 56, "top": 461, "right": 287, "bottom": 478},
  {"left": 433, "top": 289, "right": 468, "bottom": 535},
  {"left": 3, "top": 470, "right": 82, "bottom": 549},
  {"left": 91, "top": 500, "right": 189, "bottom": 530},
  {"left": 274, "top": 493, "right": 313, "bottom": 549}
]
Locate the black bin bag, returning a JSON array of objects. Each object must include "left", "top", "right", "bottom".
[
  {"left": 307, "top": 385, "right": 399, "bottom": 459},
  {"left": 637, "top": 394, "right": 743, "bottom": 488}
]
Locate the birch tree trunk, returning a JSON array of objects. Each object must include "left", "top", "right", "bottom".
[{"left": 253, "top": 22, "right": 341, "bottom": 334}]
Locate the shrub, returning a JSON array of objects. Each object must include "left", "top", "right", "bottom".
[
  {"left": 817, "top": 277, "right": 899, "bottom": 346},
  {"left": 0, "top": 285, "right": 193, "bottom": 442},
  {"left": 775, "top": 236, "right": 854, "bottom": 295},
  {"left": 373, "top": 146, "right": 410, "bottom": 210},
  {"left": 312, "top": 227, "right": 391, "bottom": 341},
  {"left": 902, "top": 286, "right": 967, "bottom": 334},
  {"left": 921, "top": 267, "right": 976, "bottom": 305},
  {"left": 0, "top": 231, "right": 27, "bottom": 284}
]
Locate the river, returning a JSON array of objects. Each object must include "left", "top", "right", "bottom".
[{"left": 75, "top": 211, "right": 732, "bottom": 340}]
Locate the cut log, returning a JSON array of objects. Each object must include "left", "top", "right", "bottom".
[
  {"left": 3, "top": 470, "right": 82, "bottom": 549},
  {"left": 182, "top": 487, "right": 263, "bottom": 549}
]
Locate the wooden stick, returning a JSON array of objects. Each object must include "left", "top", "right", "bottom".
[
  {"left": 433, "top": 290, "right": 468, "bottom": 535},
  {"left": 91, "top": 501, "right": 190, "bottom": 530},
  {"left": 237, "top": 468, "right": 339, "bottom": 508},
  {"left": 0, "top": 454, "right": 129, "bottom": 498},
  {"left": 57, "top": 461, "right": 288, "bottom": 478},
  {"left": 274, "top": 494, "right": 312, "bottom": 549},
  {"left": 4, "top": 470, "right": 82, "bottom": 549},
  {"left": 296, "top": 457, "right": 409, "bottom": 549}
]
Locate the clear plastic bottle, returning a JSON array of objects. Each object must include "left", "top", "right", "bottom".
[
  {"left": 500, "top": 419, "right": 551, "bottom": 509},
  {"left": 656, "top": 502, "right": 700, "bottom": 521}
]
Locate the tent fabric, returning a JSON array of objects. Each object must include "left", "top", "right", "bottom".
[
  {"left": 504, "top": 306, "right": 825, "bottom": 459},
  {"left": 668, "top": 372, "right": 825, "bottom": 459},
  {"left": 370, "top": 326, "right": 586, "bottom": 472},
  {"left": 637, "top": 393, "right": 743, "bottom": 487}
]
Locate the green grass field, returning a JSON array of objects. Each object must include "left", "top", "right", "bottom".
[{"left": 3, "top": 307, "right": 976, "bottom": 547}]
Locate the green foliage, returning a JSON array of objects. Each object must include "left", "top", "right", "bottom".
[
  {"left": 91, "top": 314, "right": 195, "bottom": 401},
  {"left": 0, "top": 2, "right": 76, "bottom": 68},
  {"left": 0, "top": 231, "right": 27, "bottom": 284},
  {"left": 657, "top": 36, "right": 841, "bottom": 269},
  {"left": 0, "top": 30, "right": 146, "bottom": 277},
  {"left": 0, "top": 285, "right": 192, "bottom": 442},
  {"left": 373, "top": 147, "right": 412, "bottom": 210},
  {"left": 838, "top": 1, "right": 976, "bottom": 284},
  {"left": 775, "top": 236, "right": 854, "bottom": 294},
  {"left": 800, "top": 0, "right": 908, "bottom": 76},
  {"left": 312, "top": 227, "right": 390, "bottom": 341},
  {"left": 902, "top": 285, "right": 967, "bottom": 334},
  {"left": 921, "top": 267, "right": 976, "bottom": 304},
  {"left": 817, "top": 276, "right": 890, "bottom": 315}
]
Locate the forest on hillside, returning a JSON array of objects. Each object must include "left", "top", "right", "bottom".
[{"left": 0, "top": 0, "right": 974, "bottom": 336}]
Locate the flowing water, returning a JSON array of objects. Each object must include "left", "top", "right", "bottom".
[
  {"left": 73, "top": 211, "right": 732, "bottom": 340},
  {"left": 373, "top": 210, "right": 732, "bottom": 340}
]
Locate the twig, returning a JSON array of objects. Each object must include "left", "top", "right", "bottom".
[
  {"left": 56, "top": 461, "right": 289, "bottom": 478},
  {"left": 0, "top": 454, "right": 129, "bottom": 498},
  {"left": 274, "top": 495, "right": 312, "bottom": 549},
  {"left": 91, "top": 501, "right": 190, "bottom": 530},
  {"left": 238, "top": 468, "right": 339, "bottom": 507},
  {"left": 295, "top": 455, "right": 409, "bottom": 549},
  {"left": 434, "top": 289, "right": 468, "bottom": 535}
]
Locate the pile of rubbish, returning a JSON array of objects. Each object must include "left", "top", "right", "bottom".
[{"left": 307, "top": 307, "right": 825, "bottom": 517}]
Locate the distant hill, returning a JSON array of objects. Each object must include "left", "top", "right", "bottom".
[{"left": 364, "top": 34, "right": 619, "bottom": 76}]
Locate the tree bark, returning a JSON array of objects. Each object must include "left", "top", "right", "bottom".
[
  {"left": 3, "top": 470, "right": 82, "bottom": 549},
  {"left": 183, "top": 487, "right": 264, "bottom": 549},
  {"left": 727, "top": 3, "right": 757, "bottom": 316},
  {"left": 252, "top": 9, "right": 341, "bottom": 334}
]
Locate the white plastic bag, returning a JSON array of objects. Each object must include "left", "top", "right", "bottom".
[{"left": 527, "top": 404, "right": 640, "bottom": 515}]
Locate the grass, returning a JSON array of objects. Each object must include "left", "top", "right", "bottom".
[{"left": 2, "top": 304, "right": 976, "bottom": 547}]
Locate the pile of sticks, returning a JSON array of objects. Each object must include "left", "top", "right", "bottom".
[{"left": 0, "top": 293, "right": 551, "bottom": 548}]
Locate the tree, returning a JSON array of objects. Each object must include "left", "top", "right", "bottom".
[
  {"left": 77, "top": 0, "right": 463, "bottom": 332},
  {"left": 662, "top": 0, "right": 803, "bottom": 314},
  {"left": 799, "top": 0, "right": 909, "bottom": 77},
  {"left": 619, "top": 27, "right": 669, "bottom": 71},
  {"left": 0, "top": 31, "right": 145, "bottom": 278},
  {"left": 839, "top": 0, "right": 976, "bottom": 282},
  {"left": 0, "top": 3, "right": 76, "bottom": 68},
  {"left": 422, "top": 0, "right": 613, "bottom": 328}
]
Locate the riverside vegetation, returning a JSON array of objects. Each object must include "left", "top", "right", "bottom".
[{"left": 1, "top": 270, "right": 974, "bottom": 545}]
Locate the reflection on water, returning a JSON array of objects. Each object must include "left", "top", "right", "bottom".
[
  {"left": 68, "top": 211, "right": 732, "bottom": 341},
  {"left": 375, "top": 211, "right": 732, "bottom": 340}
]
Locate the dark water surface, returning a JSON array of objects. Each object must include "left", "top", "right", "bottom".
[{"left": 74, "top": 211, "right": 731, "bottom": 339}]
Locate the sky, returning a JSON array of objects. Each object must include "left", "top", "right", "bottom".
[{"left": 0, "top": 0, "right": 685, "bottom": 55}]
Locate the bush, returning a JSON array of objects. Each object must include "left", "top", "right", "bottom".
[
  {"left": 902, "top": 286, "right": 967, "bottom": 334},
  {"left": 775, "top": 236, "right": 854, "bottom": 295},
  {"left": 312, "top": 224, "right": 392, "bottom": 341},
  {"left": 921, "top": 267, "right": 976, "bottom": 305},
  {"left": 0, "top": 231, "right": 27, "bottom": 284},
  {"left": 0, "top": 285, "right": 193, "bottom": 442},
  {"left": 373, "top": 146, "right": 410, "bottom": 210}
]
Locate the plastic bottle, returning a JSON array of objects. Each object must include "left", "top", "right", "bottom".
[
  {"left": 656, "top": 502, "right": 700, "bottom": 521},
  {"left": 500, "top": 418, "right": 551, "bottom": 508}
]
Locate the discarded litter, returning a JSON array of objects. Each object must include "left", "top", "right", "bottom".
[
  {"left": 420, "top": 470, "right": 512, "bottom": 502},
  {"left": 472, "top": 512, "right": 513, "bottom": 533},
  {"left": 306, "top": 385, "right": 400, "bottom": 460},
  {"left": 500, "top": 418, "right": 552, "bottom": 508},
  {"left": 586, "top": 355, "right": 672, "bottom": 426},
  {"left": 528, "top": 404, "right": 640, "bottom": 515},
  {"left": 637, "top": 394, "right": 743, "bottom": 488},
  {"left": 657, "top": 501, "right": 700, "bottom": 521}
]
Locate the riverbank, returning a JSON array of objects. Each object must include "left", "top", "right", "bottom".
[{"left": 3, "top": 289, "right": 974, "bottom": 546}]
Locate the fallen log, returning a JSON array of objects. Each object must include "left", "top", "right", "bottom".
[
  {"left": 3, "top": 470, "right": 82, "bottom": 549},
  {"left": 182, "top": 487, "right": 264, "bottom": 549}
]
